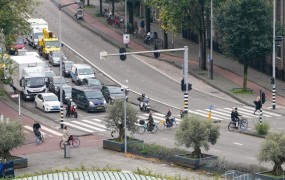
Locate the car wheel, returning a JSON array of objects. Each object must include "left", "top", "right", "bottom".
[
  {"left": 43, "top": 106, "right": 47, "bottom": 112},
  {"left": 35, "top": 102, "right": 37, "bottom": 108},
  {"left": 85, "top": 106, "right": 90, "bottom": 113}
]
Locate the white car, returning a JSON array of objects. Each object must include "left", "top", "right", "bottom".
[{"left": 35, "top": 93, "right": 60, "bottom": 112}]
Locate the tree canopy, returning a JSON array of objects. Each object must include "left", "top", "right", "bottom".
[
  {"left": 175, "top": 115, "right": 220, "bottom": 158},
  {"left": 0, "top": 0, "right": 39, "bottom": 44},
  {"left": 258, "top": 132, "right": 285, "bottom": 176},
  {"left": 215, "top": 0, "right": 272, "bottom": 90},
  {"left": 0, "top": 120, "right": 26, "bottom": 160},
  {"left": 105, "top": 99, "right": 138, "bottom": 141}
]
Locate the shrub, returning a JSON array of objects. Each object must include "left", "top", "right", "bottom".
[{"left": 254, "top": 121, "right": 270, "bottom": 135}]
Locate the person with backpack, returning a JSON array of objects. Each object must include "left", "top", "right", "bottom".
[{"left": 253, "top": 96, "right": 262, "bottom": 115}]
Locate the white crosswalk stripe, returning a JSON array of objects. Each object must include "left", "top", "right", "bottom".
[
  {"left": 24, "top": 106, "right": 281, "bottom": 135},
  {"left": 23, "top": 125, "right": 62, "bottom": 137}
]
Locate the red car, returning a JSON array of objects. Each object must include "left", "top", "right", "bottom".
[{"left": 6, "top": 36, "right": 26, "bottom": 55}]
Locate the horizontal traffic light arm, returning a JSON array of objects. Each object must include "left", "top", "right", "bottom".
[{"left": 100, "top": 48, "right": 186, "bottom": 60}]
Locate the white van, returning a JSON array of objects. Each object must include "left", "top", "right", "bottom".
[{"left": 70, "top": 64, "right": 95, "bottom": 85}]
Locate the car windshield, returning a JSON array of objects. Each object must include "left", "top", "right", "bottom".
[
  {"left": 25, "top": 77, "right": 45, "bottom": 88},
  {"left": 52, "top": 51, "right": 61, "bottom": 57},
  {"left": 63, "top": 87, "right": 72, "bottom": 93},
  {"left": 109, "top": 87, "right": 123, "bottom": 94},
  {"left": 16, "top": 38, "right": 24, "bottom": 44},
  {"left": 88, "top": 79, "right": 101, "bottom": 86},
  {"left": 45, "top": 40, "right": 60, "bottom": 48},
  {"left": 77, "top": 68, "right": 93, "bottom": 75},
  {"left": 85, "top": 90, "right": 103, "bottom": 99},
  {"left": 45, "top": 71, "right": 56, "bottom": 77},
  {"left": 44, "top": 95, "right": 58, "bottom": 101},
  {"left": 53, "top": 78, "right": 66, "bottom": 84},
  {"left": 34, "top": 32, "right": 43, "bottom": 39}
]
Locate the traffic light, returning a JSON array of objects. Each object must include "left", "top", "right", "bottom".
[
  {"left": 181, "top": 78, "right": 192, "bottom": 91},
  {"left": 271, "top": 77, "right": 275, "bottom": 84},
  {"left": 261, "top": 92, "right": 266, "bottom": 104},
  {"left": 119, "top": 47, "right": 126, "bottom": 61},
  {"left": 154, "top": 44, "right": 160, "bottom": 58}
]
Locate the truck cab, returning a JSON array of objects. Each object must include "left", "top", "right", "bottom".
[{"left": 38, "top": 28, "right": 60, "bottom": 60}]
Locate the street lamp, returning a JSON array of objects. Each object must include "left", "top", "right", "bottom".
[
  {"left": 58, "top": 1, "right": 83, "bottom": 129},
  {"left": 123, "top": 80, "right": 128, "bottom": 153},
  {"left": 272, "top": 0, "right": 276, "bottom": 110},
  {"left": 11, "top": 94, "right": 21, "bottom": 121},
  {"left": 210, "top": 0, "right": 213, "bottom": 80}
]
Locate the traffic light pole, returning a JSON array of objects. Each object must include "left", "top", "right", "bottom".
[
  {"left": 100, "top": 46, "right": 189, "bottom": 114},
  {"left": 259, "top": 90, "right": 263, "bottom": 125}
]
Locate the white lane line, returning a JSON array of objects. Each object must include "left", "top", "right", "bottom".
[
  {"left": 41, "top": 126, "right": 62, "bottom": 136},
  {"left": 196, "top": 110, "right": 226, "bottom": 119},
  {"left": 24, "top": 125, "right": 46, "bottom": 136},
  {"left": 72, "top": 121, "right": 105, "bottom": 132},
  {"left": 238, "top": 107, "right": 271, "bottom": 117},
  {"left": 246, "top": 156, "right": 255, "bottom": 160},
  {"left": 233, "top": 142, "right": 243, "bottom": 146},
  {"left": 63, "top": 122, "right": 94, "bottom": 133},
  {"left": 82, "top": 120, "right": 107, "bottom": 129},
  {"left": 91, "top": 118, "right": 103, "bottom": 122}
]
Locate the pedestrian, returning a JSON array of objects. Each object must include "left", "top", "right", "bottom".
[
  {"left": 253, "top": 96, "right": 262, "bottom": 115},
  {"left": 140, "top": 20, "right": 145, "bottom": 30}
]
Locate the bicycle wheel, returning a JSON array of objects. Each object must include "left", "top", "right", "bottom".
[
  {"left": 137, "top": 126, "right": 145, "bottom": 134},
  {"left": 59, "top": 140, "right": 65, "bottom": 149},
  {"left": 228, "top": 122, "right": 236, "bottom": 132},
  {"left": 240, "top": 118, "right": 248, "bottom": 131},
  {"left": 151, "top": 125, "right": 158, "bottom": 133},
  {"left": 171, "top": 121, "right": 178, "bottom": 129},
  {"left": 157, "top": 121, "right": 165, "bottom": 131},
  {"left": 72, "top": 137, "right": 80, "bottom": 148},
  {"left": 40, "top": 134, "right": 44, "bottom": 143}
]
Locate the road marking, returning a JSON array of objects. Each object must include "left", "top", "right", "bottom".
[
  {"left": 233, "top": 142, "right": 243, "bottom": 146},
  {"left": 23, "top": 125, "right": 46, "bottom": 136},
  {"left": 72, "top": 121, "right": 105, "bottom": 132},
  {"left": 246, "top": 156, "right": 255, "bottom": 160},
  {"left": 41, "top": 126, "right": 62, "bottom": 136},
  {"left": 82, "top": 120, "right": 107, "bottom": 129},
  {"left": 63, "top": 122, "right": 94, "bottom": 133}
]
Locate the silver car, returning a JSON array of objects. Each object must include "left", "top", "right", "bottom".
[{"left": 49, "top": 51, "right": 67, "bottom": 66}]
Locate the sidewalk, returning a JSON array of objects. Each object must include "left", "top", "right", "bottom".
[{"left": 59, "top": 0, "right": 285, "bottom": 115}]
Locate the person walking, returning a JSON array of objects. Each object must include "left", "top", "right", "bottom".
[
  {"left": 253, "top": 96, "right": 262, "bottom": 115},
  {"left": 140, "top": 20, "right": 145, "bottom": 30}
]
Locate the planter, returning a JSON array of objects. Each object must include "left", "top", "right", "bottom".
[
  {"left": 103, "top": 138, "right": 144, "bottom": 152},
  {"left": 255, "top": 171, "right": 285, "bottom": 180},
  {"left": 12, "top": 156, "right": 28, "bottom": 169},
  {"left": 174, "top": 154, "right": 218, "bottom": 169}
]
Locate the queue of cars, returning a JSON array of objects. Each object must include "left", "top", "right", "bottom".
[{"left": 37, "top": 50, "right": 126, "bottom": 113}]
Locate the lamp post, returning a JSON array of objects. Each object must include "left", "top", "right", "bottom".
[
  {"left": 11, "top": 94, "right": 21, "bottom": 121},
  {"left": 124, "top": 80, "right": 128, "bottom": 153},
  {"left": 210, "top": 0, "right": 213, "bottom": 80},
  {"left": 272, "top": 0, "right": 276, "bottom": 110},
  {"left": 58, "top": 1, "right": 83, "bottom": 129}
]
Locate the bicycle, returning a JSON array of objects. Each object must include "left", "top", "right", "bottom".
[
  {"left": 34, "top": 129, "right": 44, "bottom": 144},
  {"left": 59, "top": 136, "right": 80, "bottom": 149},
  {"left": 228, "top": 115, "right": 248, "bottom": 132},
  {"left": 157, "top": 117, "right": 178, "bottom": 130},
  {"left": 137, "top": 120, "right": 158, "bottom": 134}
]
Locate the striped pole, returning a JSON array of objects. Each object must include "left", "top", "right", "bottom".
[
  {"left": 259, "top": 108, "right": 263, "bottom": 125},
  {"left": 184, "top": 93, "right": 188, "bottom": 113},
  {"left": 60, "top": 105, "right": 64, "bottom": 129},
  {"left": 183, "top": 46, "right": 189, "bottom": 114},
  {"left": 272, "top": 83, "right": 276, "bottom": 109}
]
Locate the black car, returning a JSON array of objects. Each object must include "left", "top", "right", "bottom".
[
  {"left": 62, "top": 60, "right": 74, "bottom": 77},
  {"left": 101, "top": 85, "right": 126, "bottom": 103},
  {"left": 55, "top": 84, "right": 72, "bottom": 104},
  {"left": 81, "top": 77, "right": 103, "bottom": 89},
  {"left": 45, "top": 70, "right": 56, "bottom": 88},
  {"left": 48, "top": 76, "right": 67, "bottom": 93}
]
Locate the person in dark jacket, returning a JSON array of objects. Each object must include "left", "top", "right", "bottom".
[
  {"left": 253, "top": 96, "right": 262, "bottom": 115},
  {"left": 165, "top": 109, "right": 172, "bottom": 126},
  {"left": 147, "top": 112, "right": 154, "bottom": 131}
]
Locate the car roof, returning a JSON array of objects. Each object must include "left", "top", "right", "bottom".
[
  {"left": 72, "top": 86, "right": 101, "bottom": 91},
  {"left": 72, "top": 64, "right": 91, "bottom": 68},
  {"left": 40, "top": 93, "right": 57, "bottom": 97},
  {"left": 45, "top": 70, "right": 56, "bottom": 75},
  {"left": 63, "top": 61, "right": 74, "bottom": 64}
]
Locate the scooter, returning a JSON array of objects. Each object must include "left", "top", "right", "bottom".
[
  {"left": 138, "top": 97, "right": 150, "bottom": 113},
  {"left": 75, "top": 8, "right": 84, "bottom": 20},
  {"left": 66, "top": 102, "right": 78, "bottom": 118},
  {"left": 143, "top": 32, "right": 158, "bottom": 45}
]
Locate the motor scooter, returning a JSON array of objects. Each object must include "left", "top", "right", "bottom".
[
  {"left": 66, "top": 102, "right": 78, "bottom": 118},
  {"left": 138, "top": 97, "right": 150, "bottom": 113}
]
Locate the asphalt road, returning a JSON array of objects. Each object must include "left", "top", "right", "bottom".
[{"left": 9, "top": 0, "right": 283, "bottom": 170}]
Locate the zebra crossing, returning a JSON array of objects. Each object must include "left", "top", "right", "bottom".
[{"left": 23, "top": 106, "right": 281, "bottom": 136}]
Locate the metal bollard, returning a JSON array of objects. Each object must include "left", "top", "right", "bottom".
[{"left": 64, "top": 144, "right": 71, "bottom": 158}]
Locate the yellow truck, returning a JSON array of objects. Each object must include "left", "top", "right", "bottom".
[{"left": 38, "top": 28, "right": 60, "bottom": 60}]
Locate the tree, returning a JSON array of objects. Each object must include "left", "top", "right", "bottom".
[
  {"left": 105, "top": 99, "right": 138, "bottom": 141},
  {"left": 0, "top": 53, "right": 14, "bottom": 82},
  {"left": 258, "top": 132, "right": 285, "bottom": 176},
  {"left": 147, "top": 0, "right": 212, "bottom": 70},
  {"left": 0, "top": 0, "right": 39, "bottom": 45},
  {"left": 0, "top": 120, "right": 25, "bottom": 159},
  {"left": 215, "top": 0, "right": 272, "bottom": 91},
  {"left": 175, "top": 115, "right": 220, "bottom": 158}
]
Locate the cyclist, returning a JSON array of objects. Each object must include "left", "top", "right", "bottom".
[
  {"left": 33, "top": 120, "right": 42, "bottom": 140},
  {"left": 165, "top": 109, "right": 172, "bottom": 126},
  {"left": 63, "top": 126, "right": 73, "bottom": 144},
  {"left": 146, "top": 112, "right": 154, "bottom": 131},
  {"left": 231, "top": 107, "right": 240, "bottom": 128}
]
